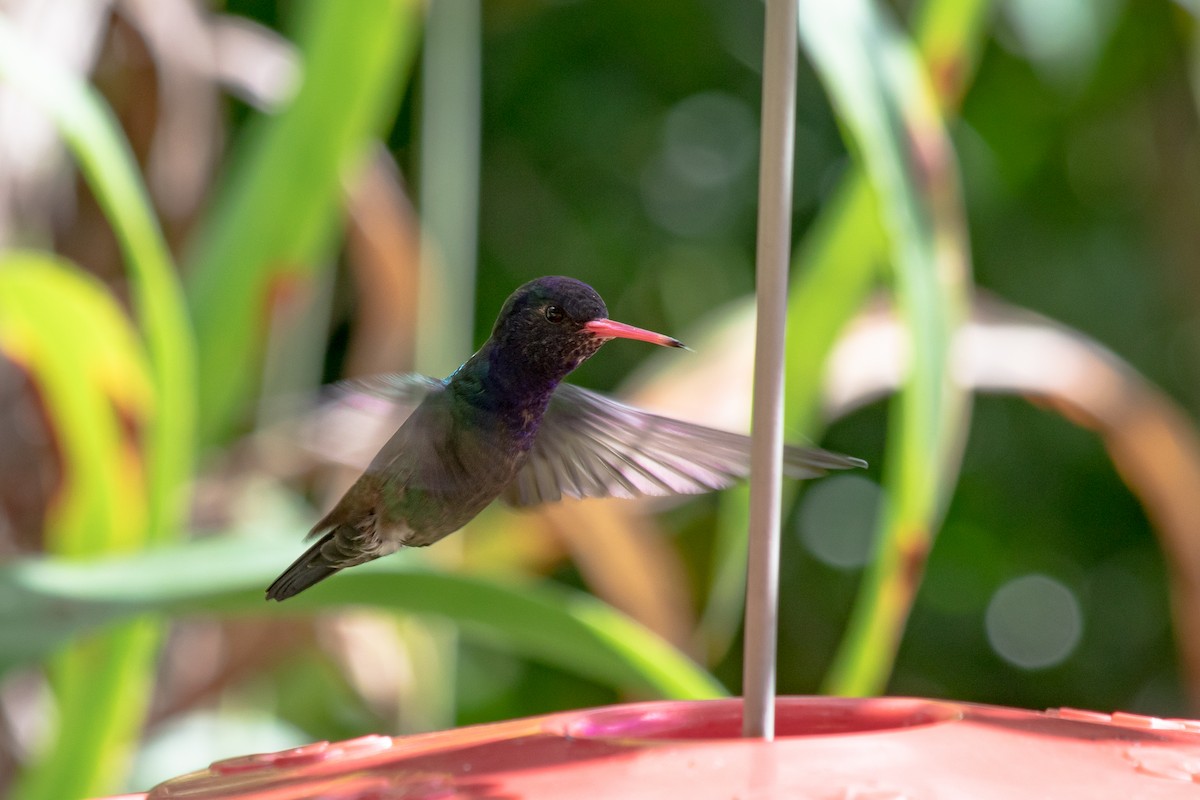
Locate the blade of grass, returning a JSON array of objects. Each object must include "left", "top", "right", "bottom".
[
  {"left": 796, "top": 0, "right": 972, "bottom": 695},
  {"left": 700, "top": 0, "right": 992, "bottom": 667},
  {"left": 186, "top": 0, "right": 422, "bottom": 445},
  {"left": 0, "top": 16, "right": 195, "bottom": 797},
  {"left": 787, "top": 0, "right": 991, "bottom": 442},
  {"left": 407, "top": 0, "right": 484, "bottom": 731},
  {"left": 0, "top": 255, "right": 156, "bottom": 800},
  {"left": 0, "top": 256, "right": 152, "bottom": 554},
  {"left": 0, "top": 16, "right": 195, "bottom": 545},
  {"left": 416, "top": 0, "right": 481, "bottom": 377},
  {"left": 0, "top": 536, "right": 726, "bottom": 702}
]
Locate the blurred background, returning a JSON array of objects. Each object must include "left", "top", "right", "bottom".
[{"left": 1, "top": 0, "right": 1200, "bottom": 796}]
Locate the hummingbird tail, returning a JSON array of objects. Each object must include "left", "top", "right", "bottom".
[{"left": 266, "top": 533, "right": 342, "bottom": 601}]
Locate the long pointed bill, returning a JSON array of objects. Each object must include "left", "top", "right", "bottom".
[{"left": 584, "top": 318, "right": 688, "bottom": 349}]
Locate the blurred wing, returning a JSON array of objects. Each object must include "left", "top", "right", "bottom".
[
  {"left": 303, "top": 373, "right": 443, "bottom": 470},
  {"left": 334, "top": 373, "right": 445, "bottom": 407},
  {"left": 501, "top": 383, "right": 866, "bottom": 507}
]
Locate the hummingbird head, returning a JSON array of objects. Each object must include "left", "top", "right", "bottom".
[{"left": 488, "top": 276, "right": 685, "bottom": 389}]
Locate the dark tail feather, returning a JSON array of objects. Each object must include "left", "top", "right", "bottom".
[{"left": 266, "top": 533, "right": 341, "bottom": 601}]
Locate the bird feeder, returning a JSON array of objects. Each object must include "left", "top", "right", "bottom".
[{"left": 123, "top": 697, "right": 1200, "bottom": 798}]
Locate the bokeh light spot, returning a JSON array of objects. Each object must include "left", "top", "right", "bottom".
[
  {"left": 985, "top": 574, "right": 1083, "bottom": 670},
  {"left": 639, "top": 91, "right": 755, "bottom": 238},
  {"left": 796, "top": 474, "right": 880, "bottom": 570}
]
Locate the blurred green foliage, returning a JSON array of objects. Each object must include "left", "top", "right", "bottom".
[{"left": 0, "top": 0, "right": 1198, "bottom": 795}]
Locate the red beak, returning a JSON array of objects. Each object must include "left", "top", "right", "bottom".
[{"left": 583, "top": 318, "right": 687, "bottom": 349}]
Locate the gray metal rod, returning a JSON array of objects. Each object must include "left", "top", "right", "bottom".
[{"left": 743, "top": 0, "right": 799, "bottom": 740}]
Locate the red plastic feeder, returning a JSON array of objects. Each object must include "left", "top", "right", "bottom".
[{"left": 124, "top": 696, "right": 1200, "bottom": 798}]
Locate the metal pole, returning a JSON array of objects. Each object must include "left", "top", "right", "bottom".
[{"left": 743, "top": 0, "right": 799, "bottom": 740}]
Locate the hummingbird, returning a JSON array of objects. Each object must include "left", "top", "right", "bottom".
[{"left": 266, "top": 276, "right": 865, "bottom": 601}]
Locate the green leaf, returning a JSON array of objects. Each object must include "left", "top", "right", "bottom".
[
  {"left": 186, "top": 0, "right": 422, "bottom": 445},
  {"left": 0, "top": 11, "right": 195, "bottom": 794},
  {"left": 0, "top": 15, "right": 195, "bottom": 548},
  {"left": 796, "top": 0, "right": 975, "bottom": 695},
  {"left": 0, "top": 536, "right": 727, "bottom": 702},
  {"left": 0, "top": 254, "right": 158, "bottom": 800},
  {"left": 701, "top": 0, "right": 991, "bottom": 669},
  {"left": 782, "top": 2, "right": 991, "bottom": 436},
  {"left": 0, "top": 255, "right": 151, "bottom": 553}
]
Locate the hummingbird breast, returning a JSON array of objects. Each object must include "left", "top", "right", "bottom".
[{"left": 374, "top": 385, "right": 535, "bottom": 547}]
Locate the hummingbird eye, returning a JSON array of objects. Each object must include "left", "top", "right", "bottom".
[{"left": 544, "top": 305, "right": 566, "bottom": 324}]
